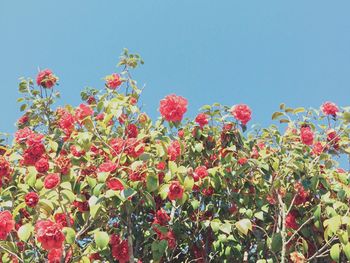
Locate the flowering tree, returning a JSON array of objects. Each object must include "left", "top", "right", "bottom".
[{"left": 1, "top": 49, "right": 350, "bottom": 263}]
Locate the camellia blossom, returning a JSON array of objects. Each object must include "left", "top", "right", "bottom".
[
  {"left": 75, "top": 104, "right": 93, "bottom": 123},
  {"left": 106, "top": 178, "right": 124, "bottom": 190},
  {"left": 0, "top": 211, "right": 15, "bottom": 240},
  {"left": 35, "top": 220, "right": 65, "bottom": 250},
  {"left": 195, "top": 113, "right": 209, "bottom": 128},
  {"left": 110, "top": 234, "right": 129, "bottom": 263},
  {"left": 167, "top": 140, "right": 181, "bottom": 161},
  {"left": 300, "top": 126, "right": 314, "bottom": 146},
  {"left": 105, "top": 73, "right": 122, "bottom": 89},
  {"left": 168, "top": 181, "right": 184, "bottom": 200},
  {"left": 159, "top": 94, "right": 188, "bottom": 122},
  {"left": 44, "top": 173, "right": 61, "bottom": 189},
  {"left": 231, "top": 104, "right": 252, "bottom": 125},
  {"left": 25, "top": 192, "right": 39, "bottom": 208},
  {"left": 321, "top": 101, "right": 339, "bottom": 116},
  {"left": 36, "top": 69, "right": 58, "bottom": 89}
]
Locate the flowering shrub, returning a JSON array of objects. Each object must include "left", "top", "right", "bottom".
[{"left": 1, "top": 49, "right": 350, "bottom": 263}]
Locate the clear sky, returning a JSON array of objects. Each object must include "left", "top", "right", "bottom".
[{"left": 1, "top": 1, "right": 350, "bottom": 134}]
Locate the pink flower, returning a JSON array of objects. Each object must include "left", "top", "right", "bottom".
[
  {"left": 36, "top": 69, "right": 58, "bottom": 89},
  {"left": 0, "top": 211, "right": 15, "bottom": 240},
  {"left": 321, "top": 101, "right": 339, "bottom": 116},
  {"left": 300, "top": 127, "right": 314, "bottom": 146},
  {"left": 231, "top": 104, "right": 252, "bottom": 125},
  {"left": 106, "top": 73, "right": 122, "bottom": 89},
  {"left": 44, "top": 173, "right": 60, "bottom": 189},
  {"left": 195, "top": 113, "right": 209, "bottom": 128},
  {"left": 75, "top": 104, "right": 93, "bottom": 122},
  {"left": 35, "top": 220, "right": 65, "bottom": 250},
  {"left": 159, "top": 94, "right": 188, "bottom": 122},
  {"left": 97, "top": 161, "right": 117, "bottom": 173},
  {"left": 167, "top": 141, "right": 181, "bottom": 161}
]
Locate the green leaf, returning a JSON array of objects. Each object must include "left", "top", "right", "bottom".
[
  {"left": 168, "top": 161, "right": 177, "bottom": 175},
  {"left": 293, "top": 107, "right": 305, "bottom": 114},
  {"left": 63, "top": 227, "right": 76, "bottom": 244},
  {"left": 146, "top": 173, "right": 159, "bottom": 192},
  {"left": 271, "top": 233, "right": 282, "bottom": 252},
  {"left": 94, "top": 231, "right": 110, "bottom": 250},
  {"left": 220, "top": 223, "right": 232, "bottom": 235},
  {"left": 211, "top": 219, "right": 221, "bottom": 233},
  {"left": 271, "top": 112, "right": 283, "bottom": 120},
  {"left": 330, "top": 243, "right": 340, "bottom": 262},
  {"left": 343, "top": 112, "right": 350, "bottom": 123},
  {"left": 235, "top": 219, "right": 252, "bottom": 235},
  {"left": 183, "top": 176, "right": 194, "bottom": 191},
  {"left": 152, "top": 240, "right": 168, "bottom": 262},
  {"left": 343, "top": 243, "right": 350, "bottom": 260},
  {"left": 17, "top": 223, "right": 33, "bottom": 241}
]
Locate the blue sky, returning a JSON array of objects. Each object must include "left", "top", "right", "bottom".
[{"left": 1, "top": 1, "right": 350, "bottom": 134}]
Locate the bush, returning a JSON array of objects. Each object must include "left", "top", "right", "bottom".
[{"left": 0, "top": 49, "right": 350, "bottom": 263}]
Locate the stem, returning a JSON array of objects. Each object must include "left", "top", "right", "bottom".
[
  {"left": 0, "top": 244, "right": 24, "bottom": 263},
  {"left": 126, "top": 203, "right": 134, "bottom": 263},
  {"left": 277, "top": 193, "right": 286, "bottom": 263}
]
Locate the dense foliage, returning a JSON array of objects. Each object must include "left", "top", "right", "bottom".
[{"left": 1, "top": 49, "right": 350, "bottom": 263}]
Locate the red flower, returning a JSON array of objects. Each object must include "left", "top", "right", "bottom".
[
  {"left": 110, "top": 235, "right": 129, "bottom": 263},
  {"left": 285, "top": 211, "right": 298, "bottom": 230},
  {"left": 0, "top": 211, "right": 15, "bottom": 240},
  {"left": 14, "top": 127, "right": 34, "bottom": 143},
  {"left": 25, "top": 192, "right": 39, "bottom": 208},
  {"left": 167, "top": 140, "right": 181, "bottom": 161},
  {"left": 58, "top": 111, "right": 75, "bottom": 134},
  {"left": 321, "top": 101, "right": 339, "bottom": 116},
  {"left": 294, "top": 182, "right": 309, "bottom": 205},
  {"left": 44, "top": 173, "right": 60, "bottom": 189},
  {"left": 47, "top": 248, "right": 63, "bottom": 263},
  {"left": 23, "top": 142, "right": 46, "bottom": 166},
  {"left": 106, "top": 73, "right": 122, "bottom": 89},
  {"left": 194, "top": 166, "right": 208, "bottom": 179},
  {"left": 98, "top": 161, "right": 117, "bottom": 173},
  {"left": 300, "top": 127, "right": 314, "bottom": 146},
  {"left": 35, "top": 157, "right": 49, "bottom": 173},
  {"left": 312, "top": 142, "right": 326, "bottom": 155},
  {"left": 87, "top": 96, "right": 96, "bottom": 105},
  {"left": 129, "top": 97, "right": 138, "bottom": 105},
  {"left": 327, "top": 129, "right": 340, "bottom": 150},
  {"left": 0, "top": 156, "right": 11, "bottom": 177},
  {"left": 159, "top": 94, "right": 188, "bottom": 122},
  {"left": 231, "top": 104, "right": 252, "bottom": 125},
  {"left": 73, "top": 200, "right": 89, "bottom": 212},
  {"left": 195, "top": 113, "right": 209, "bottom": 128},
  {"left": 153, "top": 209, "right": 170, "bottom": 226},
  {"left": 55, "top": 156, "right": 71, "bottom": 175},
  {"left": 202, "top": 186, "right": 214, "bottom": 196},
  {"left": 168, "top": 181, "right": 184, "bottom": 200},
  {"left": 124, "top": 138, "right": 145, "bottom": 158},
  {"left": 75, "top": 104, "right": 93, "bottom": 122},
  {"left": 35, "top": 220, "right": 65, "bottom": 250},
  {"left": 106, "top": 178, "right": 124, "bottom": 190},
  {"left": 36, "top": 69, "right": 58, "bottom": 89},
  {"left": 238, "top": 157, "right": 248, "bottom": 165},
  {"left": 18, "top": 114, "right": 29, "bottom": 125},
  {"left": 126, "top": 124, "right": 138, "bottom": 138},
  {"left": 54, "top": 213, "right": 74, "bottom": 227},
  {"left": 158, "top": 230, "right": 177, "bottom": 249},
  {"left": 70, "top": 145, "right": 85, "bottom": 157},
  {"left": 178, "top": 129, "right": 184, "bottom": 138},
  {"left": 156, "top": 162, "right": 166, "bottom": 170}
]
